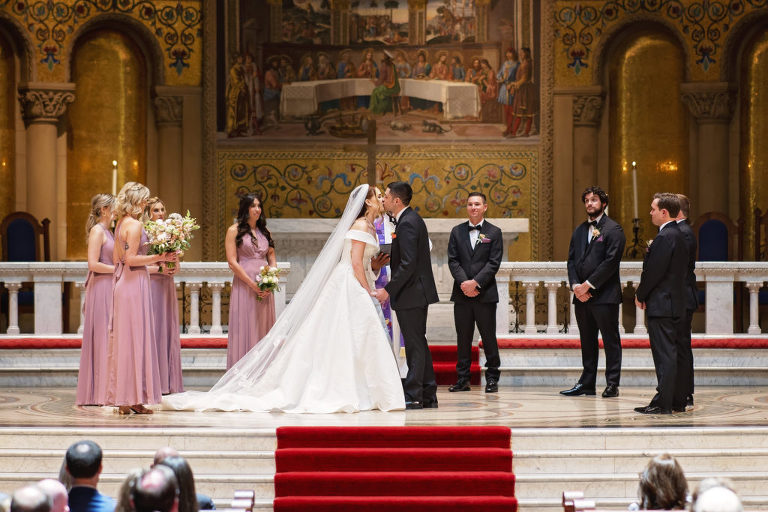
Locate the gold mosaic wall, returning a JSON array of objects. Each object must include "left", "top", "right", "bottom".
[
  {"left": 0, "top": 33, "right": 14, "bottom": 223},
  {"left": 219, "top": 147, "right": 537, "bottom": 261}
]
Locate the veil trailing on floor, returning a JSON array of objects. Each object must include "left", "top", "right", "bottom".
[{"left": 163, "top": 184, "right": 370, "bottom": 410}]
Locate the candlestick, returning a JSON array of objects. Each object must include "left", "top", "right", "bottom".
[
  {"left": 111, "top": 160, "right": 117, "bottom": 196},
  {"left": 631, "top": 161, "right": 639, "bottom": 220}
]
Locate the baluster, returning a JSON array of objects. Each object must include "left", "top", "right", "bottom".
[
  {"left": 629, "top": 282, "right": 647, "bottom": 335},
  {"left": 5, "top": 282, "right": 22, "bottom": 335},
  {"left": 523, "top": 282, "right": 538, "bottom": 334},
  {"left": 569, "top": 289, "right": 579, "bottom": 336},
  {"left": 544, "top": 281, "right": 560, "bottom": 334},
  {"left": 187, "top": 282, "right": 202, "bottom": 334},
  {"left": 618, "top": 281, "right": 627, "bottom": 335},
  {"left": 495, "top": 271, "right": 511, "bottom": 336},
  {"left": 76, "top": 281, "right": 86, "bottom": 335},
  {"left": 208, "top": 282, "right": 225, "bottom": 335},
  {"left": 747, "top": 281, "right": 763, "bottom": 335}
]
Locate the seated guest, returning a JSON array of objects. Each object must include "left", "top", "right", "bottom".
[
  {"left": 36, "top": 480, "right": 68, "bottom": 512},
  {"left": 114, "top": 469, "right": 142, "bottom": 512},
  {"left": 156, "top": 457, "right": 199, "bottom": 512},
  {"left": 131, "top": 467, "right": 178, "bottom": 512},
  {"left": 65, "top": 441, "right": 115, "bottom": 512},
  {"left": 11, "top": 486, "right": 51, "bottom": 512},
  {"left": 692, "top": 479, "right": 742, "bottom": 512},
  {"left": 638, "top": 454, "right": 688, "bottom": 510},
  {"left": 153, "top": 448, "right": 213, "bottom": 510}
]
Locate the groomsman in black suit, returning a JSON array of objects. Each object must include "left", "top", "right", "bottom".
[
  {"left": 561, "top": 186, "right": 626, "bottom": 398},
  {"left": 447, "top": 192, "right": 503, "bottom": 393},
  {"left": 376, "top": 181, "right": 440, "bottom": 410},
  {"left": 675, "top": 194, "right": 698, "bottom": 408},
  {"left": 634, "top": 193, "right": 690, "bottom": 414}
]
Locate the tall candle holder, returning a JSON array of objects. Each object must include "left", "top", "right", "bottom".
[{"left": 625, "top": 217, "right": 645, "bottom": 259}]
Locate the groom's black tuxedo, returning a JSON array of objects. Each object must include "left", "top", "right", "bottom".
[
  {"left": 448, "top": 220, "right": 503, "bottom": 383},
  {"left": 386, "top": 207, "right": 439, "bottom": 404}
]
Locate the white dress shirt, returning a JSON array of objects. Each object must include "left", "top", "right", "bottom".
[{"left": 468, "top": 220, "right": 483, "bottom": 248}]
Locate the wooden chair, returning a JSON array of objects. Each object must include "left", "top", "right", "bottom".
[{"left": 0, "top": 211, "right": 51, "bottom": 262}]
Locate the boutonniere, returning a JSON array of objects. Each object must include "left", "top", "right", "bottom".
[
  {"left": 592, "top": 227, "right": 600, "bottom": 238},
  {"left": 391, "top": 233, "right": 397, "bottom": 240},
  {"left": 646, "top": 239, "right": 653, "bottom": 252},
  {"left": 476, "top": 234, "right": 492, "bottom": 244}
]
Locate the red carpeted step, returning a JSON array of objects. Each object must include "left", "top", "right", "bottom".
[
  {"left": 274, "top": 471, "right": 515, "bottom": 497},
  {"left": 276, "top": 426, "right": 510, "bottom": 449},
  {"left": 275, "top": 447, "right": 512, "bottom": 473},
  {"left": 428, "top": 345, "right": 479, "bottom": 362},
  {"left": 273, "top": 495, "right": 518, "bottom": 512},
  {"left": 433, "top": 362, "right": 481, "bottom": 385}
]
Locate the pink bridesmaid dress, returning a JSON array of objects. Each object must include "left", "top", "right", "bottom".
[
  {"left": 105, "top": 222, "right": 162, "bottom": 406},
  {"left": 76, "top": 224, "right": 114, "bottom": 405},
  {"left": 150, "top": 272, "right": 184, "bottom": 394},
  {"left": 227, "top": 230, "right": 276, "bottom": 369}
]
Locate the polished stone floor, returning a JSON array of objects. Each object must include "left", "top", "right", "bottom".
[{"left": 1, "top": 386, "right": 767, "bottom": 429}]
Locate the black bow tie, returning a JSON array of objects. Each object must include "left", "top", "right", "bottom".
[
  {"left": 388, "top": 214, "right": 397, "bottom": 226},
  {"left": 469, "top": 224, "right": 481, "bottom": 231},
  {"left": 588, "top": 220, "right": 597, "bottom": 227}
]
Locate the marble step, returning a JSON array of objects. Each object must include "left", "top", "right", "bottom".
[{"left": 516, "top": 495, "right": 768, "bottom": 512}]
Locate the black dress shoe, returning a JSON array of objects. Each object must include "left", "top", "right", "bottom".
[
  {"left": 686, "top": 395, "right": 694, "bottom": 407},
  {"left": 602, "top": 384, "right": 619, "bottom": 398},
  {"left": 672, "top": 406, "right": 687, "bottom": 413},
  {"left": 485, "top": 379, "right": 498, "bottom": 393},
  {"left": 405, "top": 401, "right": 423, "bottom": 410},
  {"left": 422, "top": 399, "right": 439, "bottom": 409},
  {"left": 559, "top": 383, "right": 596, "bottom": 396},
  {"left": 634, "top": 405, "right": 673, "bottom": 415},
  {"left": 448, "top": 380, "right": 471, "bottom": 392}
]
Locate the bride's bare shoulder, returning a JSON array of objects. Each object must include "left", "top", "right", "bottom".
[{"left": 350, "top": 218, "right": 368, "bottom": 231}]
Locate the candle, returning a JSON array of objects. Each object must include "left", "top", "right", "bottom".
[
  {"left": 631, "top": 161, "right": 639, "bottom": 219},
  {"left": 111, "top": 160, "right": 118, "bottom": 196}
]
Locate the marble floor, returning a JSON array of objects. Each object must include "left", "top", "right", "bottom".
[{"left": 1, "top": 386, "right": 767, "bottom": 429}]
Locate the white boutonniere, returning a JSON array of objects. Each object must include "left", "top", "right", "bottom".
[
  {"left": 646, "top": 239, "right": 653, "bottom": 253},
  {"left": 591, "top": 227, "right": 600, "bottom": 238},
  {"left": 477, "top": 233, "right": 491, "bottom": 244}
]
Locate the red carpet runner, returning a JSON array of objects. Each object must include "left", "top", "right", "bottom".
[
  {"left": 430, "top": 345, "right": 481, "bottom": 386},
  {"left": 273, "top": 426, "right": 517, "bottom": 512}
]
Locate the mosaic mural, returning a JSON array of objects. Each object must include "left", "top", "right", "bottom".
[
  {"left": 218, "top": 147, "right": 537, "bottom": 260},
  {"left": 554, "top": 0, "right": 768, "bottom": 85},
  {"left": 0, "top": 0, "right": 202, "bottom": 85}
]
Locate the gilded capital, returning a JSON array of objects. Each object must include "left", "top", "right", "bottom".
[
  {"left": 408, "top": 0, "right": 427, "bottom": 10},
  {"left": 18, "top": 83, "right": 76, "bottom": 122},
  {"left": 153, "top": 96, "right": 183, "bottom": 125},
  {"left": 330, "top": 0, "right": 350, "bottom": 9},
  {"left": 680, "top": 82, "right": 734, "bottom": 121},
  {"left": 572, "top": 94, "right": 603, "bottom": 126}
]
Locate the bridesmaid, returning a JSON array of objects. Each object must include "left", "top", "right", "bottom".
[
  {"left": 106, "top": 182, "right": 177, "bottom": 414},
  {"left": 226, "top": 194, "right": 277, "bottom": 369},
  {"left": 145, "top": 197, "right": 184, "bottom": 395},
  {"left": 76, "top": 193, "right": 115, "bottom": 406}
]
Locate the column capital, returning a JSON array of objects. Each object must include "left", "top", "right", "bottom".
[
  {"left": 4, "top": 282, "right": 22, "bottom": 291},
  {"left": 408, "top": 0, "right": 427, "bottom": 10},
  {"left": 153, "top": 95, "right": 183, "bottom": 126},
  {"left": 680, "top": 82, "right": 735, "bottom": 122},
  {"left": 330, "top": 0, "right": 350, "bottom": 8},
  {"left": 18, "top": 82, "right": 76, "bottom": 123},
  {"left": 572, "top": 94, "right": 604, "bottom": 126}
]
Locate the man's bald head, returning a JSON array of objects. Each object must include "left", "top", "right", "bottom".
[
  {"left": 11, "top": 486, "right": 51, "bottom": 512},
  {"left": 131, "top": 466, "right": 178, "bottom": 512},
  {"left": 36, "top": 480, "right": 68, "bottom": 512},
  {"left": 153, "top": 447, "right": 179, "bottom": 465}
]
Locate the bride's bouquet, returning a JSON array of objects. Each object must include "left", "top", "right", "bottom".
[
  {"left": 256, "top": 266, "right": 281, "bottom": 301},
  {"left": 144, "top": 211, "right": 201, "bottom": 270}
]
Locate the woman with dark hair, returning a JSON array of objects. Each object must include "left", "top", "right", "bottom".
[
  {"left": 225, "top": 194, "right": 277, "bottom": 369},
  {"left": 638, "top": 453, "right": 688, "bottom": 510},
  {"left": 156, "top": 456, "right": 199, "bottom": 512}
]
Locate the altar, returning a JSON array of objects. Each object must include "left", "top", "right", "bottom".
[{"left": 280, "top": 78, "right": 481, "bottom": 119}]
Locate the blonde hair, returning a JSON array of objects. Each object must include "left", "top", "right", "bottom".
[
  {"left": 85, "top": 193, "right": 115, "bottom": 244},
  {"left": 144, "top": 196, "right": 165, "bottom": 222},
  {"left": 115, "top": 182, "right": 150, "bottom": 220}
]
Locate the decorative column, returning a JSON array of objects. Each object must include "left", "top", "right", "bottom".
[
  {"left": 268, "top": 0, "right": 283, "bottom": 43},
  {"left": 475, "top": 0, "right": 491, "bottom": 43},
  {"left": 571, "top": 88, "right": 604, "bottom": 223},
  {"left": 523, "top": 281, "right": 538, "bottom": 334},
  {"left": 76, "top": 281, "right": 86, "bottom": 335},
  {"left": 330, "top": 0, "right": 350, "bottom": 45},
  {"left": 408, "top": 0, "right": 427, "bottom": 45},
  {"left": 680, "top": 82, "right": 735, "bottom": 216},
  {"left": 544, "top": 281, "right": 561, "bottom": 334},
  {"left": 18, "top": 83, "right": 75, "bottom": 259},
  {"left": 153, "top": 87, "right": 184, "bottom": 214},
  {"left": 746, "top": 281, "right": 763, "bottom": 335},
  {"left": 618, "top": 281, "right": 628, "bottom": 335},
  {"left": 627, "top": 282, "right": 647, "bottom": 335},
  {"left": 187, "top": 282, "right": 203, "bottom": 334},
  {"left": 5, "top": 282, "right": 22, "bottom": 335},
  {"left": 208, "top": 282, "right": 225, "bottom": 335}
]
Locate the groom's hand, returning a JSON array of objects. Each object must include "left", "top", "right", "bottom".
[
  {"left": 372, "top": 288, "right": 389, "bottom": 304},
  {"left": 371, "top": 253, "right": 390, "bottom": 272},
  {"left": 460, "top": 280, "right": 479, "bottom": 297}
]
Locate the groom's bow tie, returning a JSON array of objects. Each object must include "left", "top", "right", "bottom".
[
  {"left": 468, "top": 224, "right": 481, "bottom": 231},
  {"left": 387, "top": 214, "right": 398, "bottom": 226}
]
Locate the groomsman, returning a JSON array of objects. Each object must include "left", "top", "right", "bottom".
[
  {"left": 562, "top": 186, "right": 626, "bottom": 398},
  {"left": 634, "top": 193, "right": 690, "bottom": 414},
  {"left": 676, "top": 194, "right": 698, "bottom": 407},
  {"left": 447, "top": 192, "right": 503, "bottom": 393}
]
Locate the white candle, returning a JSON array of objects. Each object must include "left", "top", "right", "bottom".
[
  {"left": 631, "top": 161, "right": 639, "bottom": 219},
  {"left": 111, "top": 160, "right": 117, "bottom": 196}
]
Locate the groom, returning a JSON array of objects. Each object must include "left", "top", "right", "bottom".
[{"left": 375, "top": 181, "right": 439, "bottom": 410}]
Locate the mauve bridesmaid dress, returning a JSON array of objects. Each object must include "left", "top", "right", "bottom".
[
  {"left": 76, "top": 224, "right": 114, "bottom": 405},
  {"left": 226, "top": 230, "right": 276, "bottom": 369},
  {"left": 105, "top": 222, "right": 162, "bottom": 406},
  {"left": 150, "top": 271, "right": 184, "bottom": 394}
]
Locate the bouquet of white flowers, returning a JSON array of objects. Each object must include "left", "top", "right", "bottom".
[
  {"left": 256, "top": 266, "right": 281, "bottom": 301},
  {"left": 144, "top": 211, "right": 201, "bottom": 269}
]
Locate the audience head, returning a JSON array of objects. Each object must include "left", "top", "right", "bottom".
[
  {"left": 156, "top": 457, "right": 199, "bottom": 512},
  {"left": 638, "top": 454, "right": 688, "bottom": 510},
  {"left": 115, "top": 469, "right": 143, "bottom": 512},
  {"left": 384, "top": 181, "right": 413, "bottom": 214},
  {"left": 692, "top": 479, "right": 742, "bottom": 512},
  {"left": 131, "top": 466, "right": 179, "bottom": 512},
  {"left": 65, "top": 441, "right": 103, "bottom": 481},
  {"left": 85, "top": 193, "right": 115, "bottom": 241},
  {"left": 36, "top": 481, "right": 68, "bottom": 512},
  {"left": 651, "top": 192, "right": 681, "bottom": 225},
  {"left": 153, "top": 447, "right": 180, "bottom": 466},
  {"left": 115, "top": 182, "right": 151, "bottom": 220},
  {"left": 11, "top": 486, "right": 51, "bottom": 512}
]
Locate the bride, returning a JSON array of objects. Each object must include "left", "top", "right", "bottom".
[{"left": 162, "top": 184, "right": 405, "bottom": 413}]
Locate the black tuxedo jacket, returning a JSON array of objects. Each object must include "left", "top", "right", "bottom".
[
  {"left": 385, "top": 207, "right": 439, "bottom": 309},
  {"left": 677, "top": 220, "right": 699, "bottom": 312},
  {"left": 636, "top": 221, "right": 689, "bottom": 318},
  {"left": 447, "top": 220, "right": 503, "bottom": 303},
  {"left": 567, "top": 214, "right": 626, "bottom": 305}
]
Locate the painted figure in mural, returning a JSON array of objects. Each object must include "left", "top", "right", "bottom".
[
  {"left": 316, "top": 53, "right": 336, "bottom": 80},
  {"left": 394, "top": 51, "right": 411, "bottom": 114},
  {"left": 263, "top": 56, "right": 282, "bottom": 118},
  {"left": 497, "top": 48, "right": 520, "bottom": 137},
  {"left": 465, "top": 57, "right": 481, "bottom": 84},
  {"left": 243, "top": 53, "right": 263, "bottom": 135},
  {"left": 411, "top": 50, "right": 431, "bottom": 79},
  {"left": 478, "top": 59, "right": 498, "bottom": 102},
  {"left": 509, "top": 47, "right": 539, "bottom": 137},
  {"left": 370, "top": 50, "right": 401, "bottom": 116},
  {"left": 337, "top": 49, "right": 357, "bottom": 78},
  {"left": 279, "top": 56, "right": 296, "bottom": 84},
  {"left": 429, "top": 52, "right": 451, "bottom": 80},
  {"left": 450, "top": 55, "right": 466, "bottom": 81},
  {"left": 226, "top": 53, "right": 250, "bottom": 137},
  {"left": 298, "top": 55, "right": 316, "bottom": 82},
  {"left": 357, "top": 48, "right": 379, "bottom": 79}
]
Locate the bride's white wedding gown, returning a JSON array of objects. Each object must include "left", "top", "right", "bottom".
[{"left": 162, "top": 229, "right": 405, "bottom": 413}]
